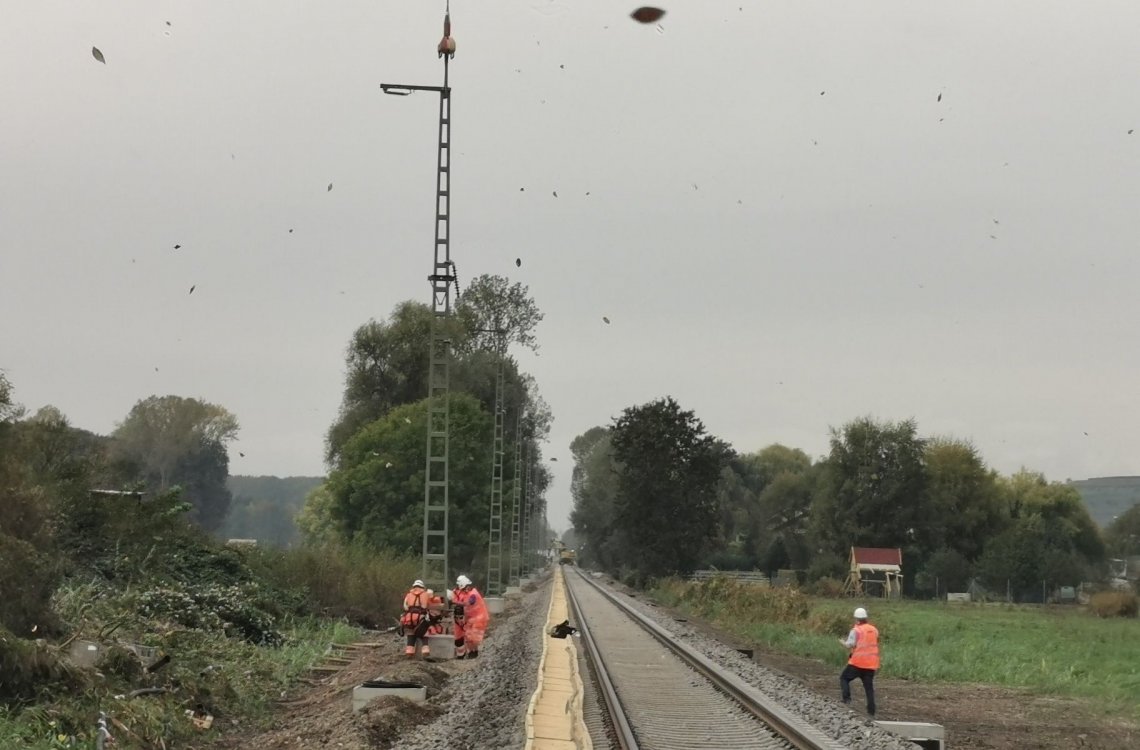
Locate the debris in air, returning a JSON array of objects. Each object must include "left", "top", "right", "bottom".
[
  {"left": 189, "top": 285, "right": 196, "bottom": 295},
  {"left": 550, "top": 457, "right": 558, "bottom": 462},
  {"left": 820, "top": 91, "right": 825, "bottom": 96},
  {"left": 602, "top": 316, "right": 611, "bottom": 324},
  {"left": 289, "top": 229, "right": 294, "bottom": 233},
  {"left": 937, "top": 93, "right": 942, "bottom": 102},
  {"left": 516, "top": 258, "right": 522, "bottom": 267},
  {"left": 520, "top": 187, "right": 525, "bottom": 192},
  {"left": 404, "top": 417, "right": 412, "bottom": 424},
  {"left": 239, "top": 452, "right": 245, "bottom": 458},
  {"left": 92, "top": 46, "right": 105, "bottom": 64},
  {"left": 553, "top": 190, "right": 558, "bottom": 197},
  {"left": 1129, "top": 129, "right": 1135, "bottom": 135},
  {"left": 630, "top": 6, "right": 666, "bottom": 23},
  {"left": 173, "top": 244, "right": 181, "bottom": 250}
]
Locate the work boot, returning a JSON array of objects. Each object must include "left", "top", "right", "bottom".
[{"left": 465, "top": 650, "right": 479, "bottom": 659}]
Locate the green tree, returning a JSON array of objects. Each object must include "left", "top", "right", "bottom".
[
  {"left": 112, "top": 395, "right": 239, "bottom": 531},
  {"left": 1104, "top": 502, "right": 1140, "bottom": 556},
  {"left": 976, "top": 471, "right": 1106, "bottom": 601},
  {"left": 456, "top": 274, "right": 544, "bottom": 353},
  {"left": 325, "top": 393, "right": 493, "bottom": 573},
  {"left": 569, "top": 428, "right": 619, "bottom": 568},
  {"left": 923, "top": 439, "right": 1005, "bottom": 560},
  {"left": 609, "top": 397, "right": 732, "bottom": 577},
  {"left": 810, "top": 417, "right": 929, "bottom": 564}
]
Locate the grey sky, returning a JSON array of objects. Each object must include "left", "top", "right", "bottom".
[{"left": 3, "top": 1, "right": 1139, "bottom": 532}]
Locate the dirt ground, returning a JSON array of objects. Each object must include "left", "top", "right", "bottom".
[
  {"left": 202, "top": 635, "right": 478, "bottom": 750},
  {"left": 649, "top": 597, "right": 1139, "bottom": 750}
]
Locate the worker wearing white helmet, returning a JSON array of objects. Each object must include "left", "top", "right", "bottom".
[
  {"left": 401, "top": 579, "right": 432, "bottom": 658},
  {"left": 451, "top": 574, "right": 490, "bottom": 659},
  {"left": 838, "top": 606, "right": 879, "bottom": 716}
]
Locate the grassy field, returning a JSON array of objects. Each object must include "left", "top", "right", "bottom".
[{"left": 651, "top": 579, "right": 1140, "bottom": 719}]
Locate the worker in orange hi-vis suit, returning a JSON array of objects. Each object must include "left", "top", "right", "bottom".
[
  {"left": 449, "top": 574, "right": 490, "bottom": 659},
  {"left": 400, "top": 580, "right": 432, "bottom": 658}
]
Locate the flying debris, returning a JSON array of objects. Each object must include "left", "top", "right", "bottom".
[
  {"left": 520, "top": 187, "right": 525, "bottom": 191},
  {"left": 327, "top": 183, "right": 333, "bottom": 192},
  {"left": 550, "top": 457, "right": 558, "bottom": 462},
  {"left": 289, "top": 229, "right": 294, "bottom": 233},
  {"left": 385, "top": 462, "right": 394, "bottom": 469},
  {"left": 239, "top": 452, "right": 245, "bottom": 458},
  {"left": 602, "top": 316, "right": 610, "bottom": 324},
  {"left": 92, "top": 46, "right": 105, "bottom": 64},
  {"left": 820, "top": 91, "right": 825, "bottom": 96},
  {"left": 560, "top": 64, "right": 565, "bottom": 69},
  {"left": 516, "top": 258, "right": 522, "bottom": 267},
  {"left": 1130, "top": 129, "right": 1135, "bottom": 135},
  {"left": 189, "top": 285, "right": 196, "bottom": 295},
  {"left": 630, "top": 6, "right": 666, "bottom": 24},
  {"left": 552, "top": 190, "right": 558, "bottom": 197},
  {"left": 173, "top": 244, "right": 181, "bottom": 250},
  {"left": 937, "top": 92, "right": 942, "bottom": 102},
  {"left": 691, "top": 183, "right": 698, "bottom": 190}
]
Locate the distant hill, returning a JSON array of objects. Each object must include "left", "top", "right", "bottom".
[
  {"left": 222, "top": 475, "right": 324, "bottom": 547},
  {"left": 1069, "top": 476, "right": 1140, "bottom": 528}
]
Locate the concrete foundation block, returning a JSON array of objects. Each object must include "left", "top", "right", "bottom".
[
  {"left": 425, "top": 634, "right": 454, "bottom": 660},
  {"left": 352, "top": 681, "right": 427, "bottom": 712},
  {"left": 875, "top": 721, "right": 945, "bottom": 750},
  {"left": 505, "top": 586, "right": 522, "bottom": 596},
  {"left": 485, "top": 596, "right": 505, "bottom": 615}
]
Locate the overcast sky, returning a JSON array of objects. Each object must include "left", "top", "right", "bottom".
[{"left": 3, "top": 1, "right": 1139, "bottom": 531}]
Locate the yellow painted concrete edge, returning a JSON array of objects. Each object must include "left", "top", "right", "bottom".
[{"left": 523, "top": 566, "right": 592, "bottom": 750}]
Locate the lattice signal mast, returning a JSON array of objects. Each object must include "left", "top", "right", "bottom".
[
  {"left": 485, "top": 330, "right": 507, "bottom": 596},
  {"left": 381, "top": 6, "right": 458, "bottom": 592},
  {"left": 508, "top": 416, "right": 523, "bottom": 588}
]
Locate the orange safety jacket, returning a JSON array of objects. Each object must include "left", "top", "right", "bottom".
[
  {"left": 400, "top": 586, "right": 429, "bottom": 630},
  {"left": 848, "top": 622, "right": 880, "bottom": 670}
]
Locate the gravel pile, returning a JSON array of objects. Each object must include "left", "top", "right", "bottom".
[
  {"left": 588, "top": 573, "right": 919, "bottom": 750},
  {"left": 390, "top": 576, "right": 551, "bottom": 750}
]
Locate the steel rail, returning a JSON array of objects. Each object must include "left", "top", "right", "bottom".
[
  {"left": 568, "top": 567, "right": 848, "bottom": 750},
  {"left": 563, "top": 568, "right": 640, "bottom": 750}
]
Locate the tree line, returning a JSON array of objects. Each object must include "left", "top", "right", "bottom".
[{"left": 571, "top": 398, "right": 1132, "bottom": 601}]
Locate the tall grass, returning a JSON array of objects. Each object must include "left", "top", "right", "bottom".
[
  {"left": 652, "top": 578, "right": 1140, "bottom": 719},
  {"left": 249, "top": 542, "right": 418, "bottom": 629}
]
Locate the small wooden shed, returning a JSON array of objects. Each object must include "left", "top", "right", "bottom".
[{"left": 845, "top": 546, "right": 903, "bottom": 598}]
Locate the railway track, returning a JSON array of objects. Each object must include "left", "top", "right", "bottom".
[{"left": 564, "top": 567, "right": 849, "bottom": 750}]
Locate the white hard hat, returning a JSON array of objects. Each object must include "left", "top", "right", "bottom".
[
  {"left": 456, "top": 574, "right": 472, "bottom": 588},
  {"left": 413, "top": 579, "right": 425, "bottom": 588},
  {"left": 853, "top": 607, "right": 868, "bottom": 619}
]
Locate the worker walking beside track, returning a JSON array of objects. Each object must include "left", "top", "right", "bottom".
[
  {"left": 450, "top": 574, "right": 490, "bottom": 659},
  {"left": 400, "top": 579, "right": 432, "bottom": 658},
  {"left": 839, "top": 606, "right": 879, "bottom": 716}
]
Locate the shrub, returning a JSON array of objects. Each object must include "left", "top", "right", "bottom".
[
  {"left": 806, "top": 609, "right": 851, "bottom": 636},
  {"left": 0, "top": 535, "right": 60, "bottom": 636},
  {"left": 1088, "top": 590, "right": 1138, "bottom": 618},
  {"left": 806, "top": 576, "right": 846, "bottom": 598}
]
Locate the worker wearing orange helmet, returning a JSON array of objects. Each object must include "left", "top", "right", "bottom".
[
  {"left": 839, "top": 606, "right": 879, "bottom": 716},
  {"left": 450, "top": 574, "right": 490, "bottom": 659}
]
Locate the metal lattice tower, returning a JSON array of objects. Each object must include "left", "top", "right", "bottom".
[
  {"left": 508, "top": 416, "right": 522, "bottom": 588},
  {"left": 381, "top": 7, "right": 457, "bottom": 592},
  {"left": 485, "top": 334, "right": 506, "bottom": 595},
  {"left": 521, "top": 446, "right": 532, "bottom": 577}
]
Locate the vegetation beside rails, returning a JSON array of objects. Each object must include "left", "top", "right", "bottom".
[{"left": 651, "top": 577, "right": 1140, "bottom": 719}]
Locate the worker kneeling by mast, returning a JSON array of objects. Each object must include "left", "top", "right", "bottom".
[{"left": 450, "top": 574, "right": 490, "bottom": 659}]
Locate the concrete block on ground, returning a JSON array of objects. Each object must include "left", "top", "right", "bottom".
[
  {"left": 68, "top": 640, "right": 101, "bottom": 668},
  {"left": 875, "top": 721, "right": 945, "bottom": 750},
  {"left": 352, "top": 681, "right": 427, "bottom": 712},
  {"left": 505, "top": 586, "right": 522, "bottom": 596},
  {"left": 485, "top": 596, "right": 505, "bottom": 614},
  {"left": 425, "top": 634, "right": 454, "bottom": 660}
]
